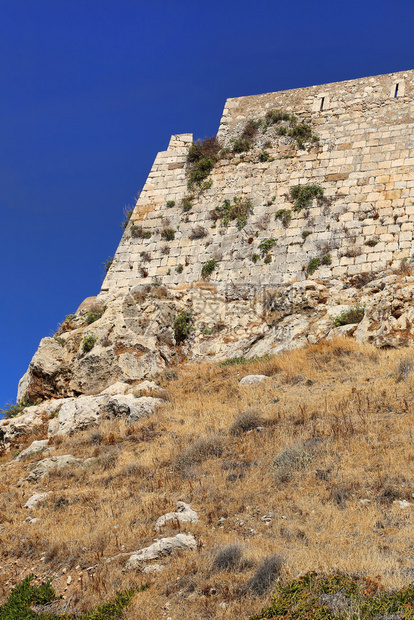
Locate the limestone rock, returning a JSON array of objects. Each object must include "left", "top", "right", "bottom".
[
  {"left": 99, "top": 382, "right": 132, "bottom": 396},
  {"left": 239, "top": 375, "right": 269, "bottom": 386},
  {"left": 154, "top": 502, "right": 199, "bottom": 530},
  {"left": 48, "top": 395, "right": 110, "bottom": 436},
  {"left": 26, "top": 455, "right": 81, "bottom": 482},
  {"left": 24, "top": 492, "right": 48, "bottom": 509},
  {"left": 16, "top": 440, "right": 50, "bottom": 461},
  {"left": 125, "top": 534, "right": 197, "bottom": 569},
  {"left": 109, "top": 394, "right": 164, "bottom": 421}
]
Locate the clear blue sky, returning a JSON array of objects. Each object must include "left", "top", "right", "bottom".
[{"left": 1, "top": 0, "right": 413, "bottom": 410}]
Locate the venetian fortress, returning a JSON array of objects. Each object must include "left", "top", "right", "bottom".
[{"left": 100, "top": 69, "right": 414, "bottom": 302}]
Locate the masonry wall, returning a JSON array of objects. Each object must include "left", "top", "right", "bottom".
[{"left": 100, "top": 69, "right": 414, "bottom": 299}]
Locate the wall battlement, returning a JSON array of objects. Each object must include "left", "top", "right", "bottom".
[{"left": 100, "top": 69, "right": 414, "bottom": 301}]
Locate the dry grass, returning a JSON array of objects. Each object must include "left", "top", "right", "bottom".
[{"left": 2, "top": 338, "right": 414, "bottom": 618}]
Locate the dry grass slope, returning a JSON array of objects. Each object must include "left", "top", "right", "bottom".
[{"left": 1, "top": 338, "right": 414, "bottom": 618}]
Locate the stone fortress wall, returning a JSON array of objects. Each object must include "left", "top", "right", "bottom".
[{"left": 99, "top": 69, "right": 414, "bottom": 301}]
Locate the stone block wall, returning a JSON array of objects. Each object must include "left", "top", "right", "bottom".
[{"left": 100, "top": 69, "right": 414, "bottom": 300}]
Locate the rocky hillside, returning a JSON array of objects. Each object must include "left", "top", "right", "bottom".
[{"left": 2, "top": 261, "right": 414, "bottom": 618}]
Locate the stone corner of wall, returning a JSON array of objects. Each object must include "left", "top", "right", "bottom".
[{"left": 167, "top": 133, "right": 193, "bottom": 150}]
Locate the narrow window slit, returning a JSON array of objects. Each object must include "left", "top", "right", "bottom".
[
  {"left": 394, "top": 83, "right": 399, "bottom": 98},
  {"left": 320, "top": 97, "right": 325, "bottom": 111}
]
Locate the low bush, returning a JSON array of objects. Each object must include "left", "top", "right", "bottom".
[
  {"left": 259, "top": 238, "right": 277, "bottom": 256},
  {"left": 190, "top": 225, "right": 207, "bottom": 239},
  {"left": 175, "top": 434, "right": 223, "bottom": 472},
  {"left": 229, "top": 410, "right": 263, "bottom": 435},
  {"left": 0, "top": 575, "right": 148, "bottom": 620},
  {"left": 82, "top": 334, "right": 97, "bottom": 353},
  {"left": 307, "top": 257, "right": 321, "bottom": 275},
  {"left": 161, "top": 228, "right": 176, "bottom": 241},
  {"left": 85, "top": 308, "right": 104, "bottom": 324},
  {"left": 201, "top": 258, "right": 217, "bottom": 279},
  {"left": 290, "top": 184, "right": 324, "bottom": 211},
  {"left": 174, "top": 310, "right": 193, "bottom": 342},
  {"left": 212, "top": 543, "right": 243, "bottom": 571},
  {"left": 252, "top": 572, "right": 414, "bottom": 620},
  {"left": 272, "top": 444, "right": 313, "bottom": 482},
  {"left": 232, "top": 138, "right": 251, "bottom": 153},
  {"left": 244, "top": 554, "right": 283, "bottom": 596},
  {"left": 0, "top": 399, "right": 36, "bottom": 419},
  {"left": 130, "top": 224, "right": 152, "bottom": 239},
  {"left": 275, "top": 209, "right": 292, "bottom": 227},
  {"left": 214, "top": 196, "right": 253, "bottom": 229},
  {"left": 187, "top": 137, "right": 221, "bottom": 190},
  {"left": 181, "top": 196, "right": 194, "bottom": 212},
  {"left": 332, "top": 305, "right": 365, "bottom": 327},
  {"left": 258, "top": 151, "right": 270, "bottom": 162},
  {"left": 166, "top": 200, "right": 175, "bottom": 208},
  {"left": 176, "top": 263, "right": 184, "bottom": 274}
]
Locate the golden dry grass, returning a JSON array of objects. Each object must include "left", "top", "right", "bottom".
[{"left": 2, "top": 337, "right": 414, "bottom": 618}]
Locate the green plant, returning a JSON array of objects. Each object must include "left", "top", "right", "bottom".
[
  {"left": 251, "top": 571, "right": 414, "bottom": 620},
  {"left": 332, "top": 304, "right": 365, "bottom": 327},
  {"left": 214, "top": 196, "right": 253, "bottom": 229},
  {"left": 181, "top": 196, "right": 193, "bottom": 212},
  {"left": 252, "top": 253, "right": 260, "bottom": 263},
  {"left": 201, "top": 258, "right": 217, "bottom": 278},
  {"left": 288, "top": 122, "right": 319, "bottom": 149},
  {"left": 302, "top": 230, "right": 312, "bottom": 240},
  {"left": 166, "top": 200, "right": 175, "bottom": 208},
  {"left": 258, "top": 238, "right": 277, "bottom": 256},
  {"left": 321, "top": 253, "right": 332, "bottom": 265},
  {"left": 258, "top": 150, "right": 270, "bottom": 162},
  {"left": 187, "top": 136, "right": 221, "bottom": 190},
  {"left": 130, "top": 224, "right": 152, "bottom": 239},
  {"left": 264, "top": 254, "right": 272, "bottom": 264},
  {"left": 53, "top": 336, "right": 65, "bottom": 346},
  {"left": 366, "top": 238, "right": 379, "bottom": 247},
  {"left": 174, "top": 310, "right": 193, "bottom": 342},
  {"left": 82, "top": 334, "right": 97, "bottom": 353},
  {"left": 102, "top": 256, "right": 113, "bottom": 273},
  {"left": 85, "top": 308, "right": 104, "bottom": 325},
  {"left": 232, "top": 138, "right": 251, "bottom": 153},
  {"left": 176, "top": 263, "right": 184, "bottom": 274},
  {"left": 0, "top": 575, "right": 148, "bottom": 620},
  {"left": 65, "top": 314, "right": 76, "bottom": 322},
  {"left": 0, "top": 399, "right": 36, "bottom": 419},
  {"left": 307, "top": 257, "right": 321, "bottom": 275},
  {"left": 264, "top": 109, "right": 295, "bottom": 128},
  {"left": 275, "top": 209, "right": 292, "bottom": 227},
  {"left": 161, "top": 228, "right": 176, "bottom": 241},
  {"left": 290, "top": 184, "right": 324, "bottom": 211}
]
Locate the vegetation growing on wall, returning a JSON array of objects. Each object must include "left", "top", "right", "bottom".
[
  {"left": 187, "top": 137, "right": 221, "bottom": 191},
  {"left": 201, "top": 258, "right": 217, "bottom": 278},
  {"left": 290, "top": 184, "right": 324, "bottom": 211},
  {"left": 130, "top": 224, "right": 152, "bottom": 239},
  {"left": 212, "top": 196, "right": 254, "bottom": 230}
]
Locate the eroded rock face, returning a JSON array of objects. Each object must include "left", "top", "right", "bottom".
[{"left": 16, "top": 274, "right": 414, "bottom": 410}]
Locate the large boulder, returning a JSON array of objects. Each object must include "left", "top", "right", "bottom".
[
  {"left": 108, "top": 394, "right": 164, "bottom": 422},
  {"left": 48, "top": 395, "right": 110, "bottom": 436},
  {"left": 125, "top": 534, "right": 197, "bottom": 569}
]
